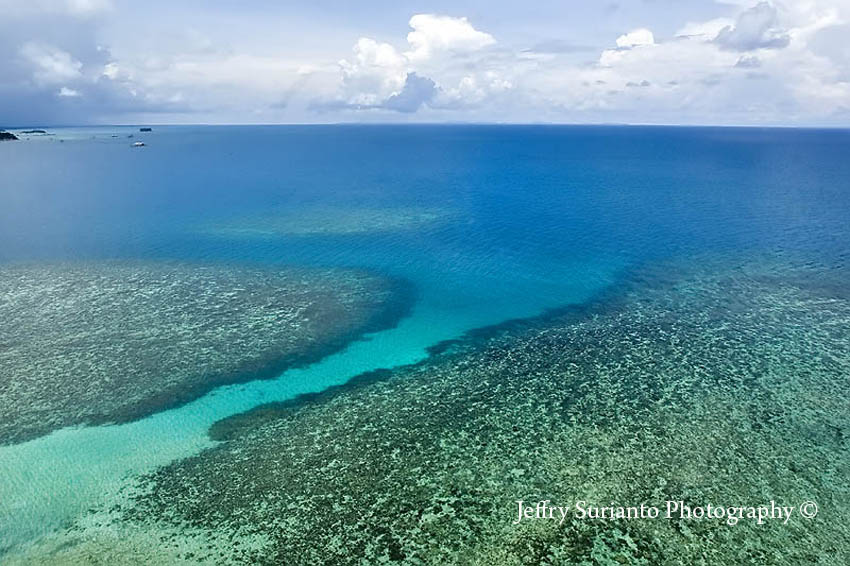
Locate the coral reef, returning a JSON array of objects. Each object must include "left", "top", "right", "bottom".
[
  {"left": 12, "top": 255, "right": 850, "bottom": 564},
  {"left": 0, "top": 262, "right": 411, "bottom": 445}
]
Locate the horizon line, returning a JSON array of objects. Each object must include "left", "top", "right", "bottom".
[{"left": 4, "top": 122, "right": 850, "bottom": 131}]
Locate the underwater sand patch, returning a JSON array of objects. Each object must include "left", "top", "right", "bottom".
[
  {"left": 0, "top": 262, "right": 411, "bottom": 445},
  {"left": 24, "top": 256, "right": 850, "bottom": 564},
  {"left": 202, "top": 205, "right": 454, "bottom": 237},
  {"left": 1, "top": 483, "right": 273, "bottom": 565}
]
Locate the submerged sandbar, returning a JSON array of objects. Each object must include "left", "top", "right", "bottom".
[{"left": 201, "top": 205, "right": 455, "bottom": 237}]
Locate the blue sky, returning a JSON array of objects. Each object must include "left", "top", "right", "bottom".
[{"left": 1, "top": 0, "right": 848, "bottom": 125}]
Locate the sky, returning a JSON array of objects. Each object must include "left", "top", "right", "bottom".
[{"left": 1, "top": 0, "right": 849, "bottom": 126}]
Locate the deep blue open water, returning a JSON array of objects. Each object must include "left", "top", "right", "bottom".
[{"left": 3, "top": 126, "right": 850, "bottom": 267}]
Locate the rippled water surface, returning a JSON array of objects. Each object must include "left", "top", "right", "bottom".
[{"left": 0, "top": 125, "right": 848, "bottom": 561}]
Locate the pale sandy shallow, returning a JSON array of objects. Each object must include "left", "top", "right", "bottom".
[
  {"left": 9, "top": 254, "right": 849, "bottom": 564},
  {"left": 200, "top": 205, "right": 456, "bottom": 237},
  {"left": 3, "top": 483, "right": 272, "bottom": 566}
]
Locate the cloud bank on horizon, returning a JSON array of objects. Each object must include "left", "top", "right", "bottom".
[{"left": 1, "top": 0, "right": 848, "bottom": 125}]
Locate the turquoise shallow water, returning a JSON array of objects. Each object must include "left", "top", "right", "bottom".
[
  {"left": 0, "top": 125, "right": 849, "bottom": 556},
  {"left": 0, "top": 253, "right": 618, "bottom": 549}
]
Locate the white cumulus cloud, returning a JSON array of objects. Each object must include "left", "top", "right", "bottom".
[
  {"left": 677, "top": 18, "right": 735, "bottom": 40},
  {"left": 405, "top": 14, "right": 495, "bottom": 62},
  {"left": 58, "top": 86, "right": 81, "bottom": 96},
  {"left": 20, "top": 42, "right": 83, "bottom": 85},
  {"left": 714, "top": 2, "right": 790, "bottom": 51},
  {"left": 615, "top": 28, "right": 655, "bottom": 49},
  {"left": 338, "top": 38, "right": 408, "bottom": 105},
  {"left": 332, "top": 14, "right": 501, "bottom": 112}
]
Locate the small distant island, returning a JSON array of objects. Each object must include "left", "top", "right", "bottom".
[
  {"left": 140, "top": 127, "right": 152, "bottom": 132},
  {"left": 0, "top": 130, "right": 19, "bottom": 141},
  {"left": 21, "top": 129, "right": 48, "bottom": 134}
]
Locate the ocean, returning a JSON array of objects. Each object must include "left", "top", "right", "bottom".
[{"left": 1, "top": 125, "right": 849, "bottom": 563}]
